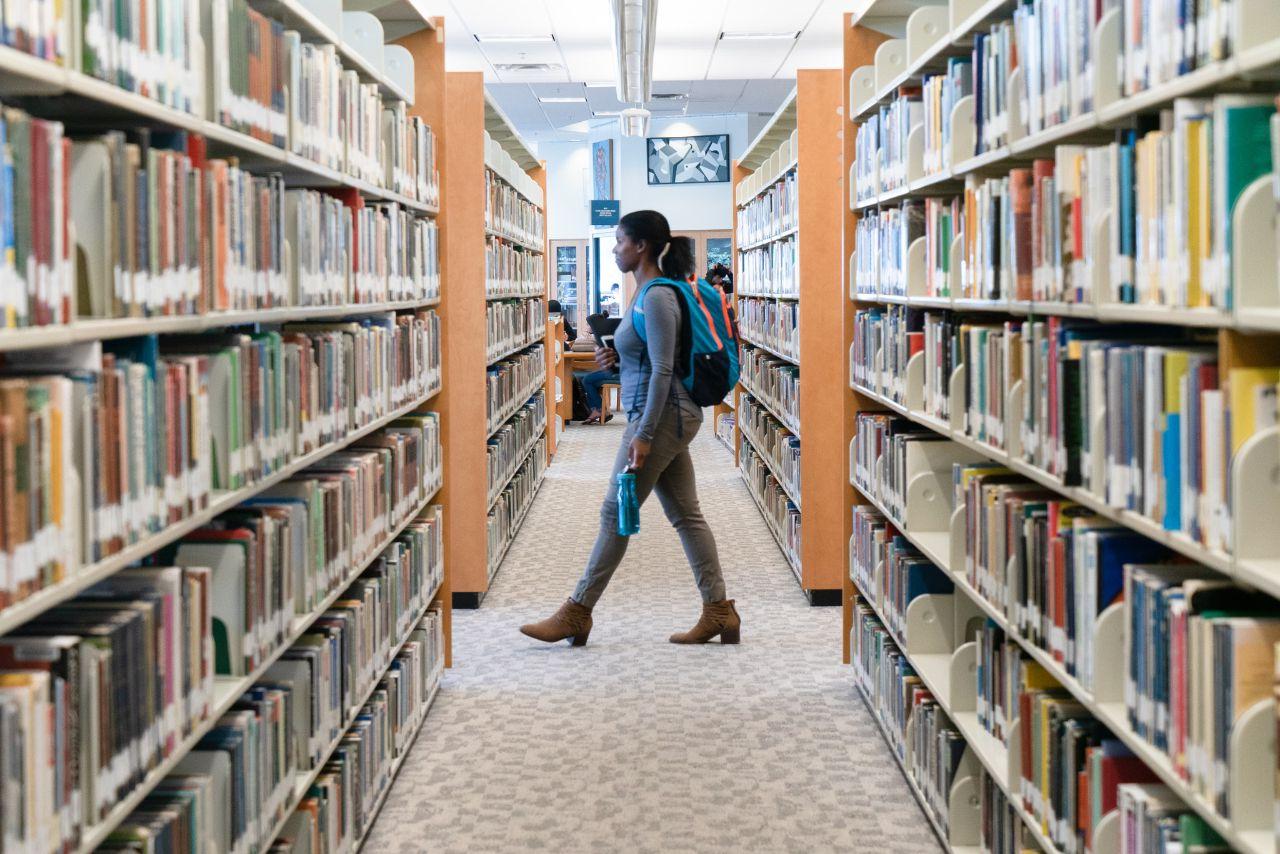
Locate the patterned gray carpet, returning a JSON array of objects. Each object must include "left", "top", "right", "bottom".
[{"left": 364, "top": 419, "right": 943, "bottom": 853}]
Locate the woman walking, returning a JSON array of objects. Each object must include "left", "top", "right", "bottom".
[{"left": 520, "top": 210, "right": 739, "bottom": 647}]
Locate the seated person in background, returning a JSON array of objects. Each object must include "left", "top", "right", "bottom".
[
  {"left": 600, "top": 283, "right": 623, "bottom": 317},
  {"left": 707, "top": 263, "right": 733, "bottom": 295},
  {"left": 575, "top": 312, "right": 621, "bottom": 425},
  {"left": 548, "top": 299, "right": 577, "bottom": 343}
]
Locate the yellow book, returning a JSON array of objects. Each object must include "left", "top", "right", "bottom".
[
  {"left": 1227, "top": 367, "right": 1280, "bottom": 454},
  {"left": 1186, "top": 118, "right": 1206, "bottom": 306}
]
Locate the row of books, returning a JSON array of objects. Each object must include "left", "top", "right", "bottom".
[
  {"left": 855, "top": 0, "right": 1249, "bottom": 180},
  {"left": 0, "top": 112, "right": 442, "bottom": 330},
  {"left": 850, "top": 599, "right": 969, "bottom": 836},
  {"left": 485, "top": 236, "right": 546, "bottom": 300},
  {"left": 850, "top": 304, "right": 917, "bottom": 407},
  {"left": 713, "top": 410, "right": 735, "bottom": 454},
  {"left": 487, "top": 392, "right": 547, "bottom": 507},
  {"left": 854, "top": 92, "right": 916, "bottom": 201},
  {"left": 857, "top": 95, "right": 1277, "bottom": 311},
  {"left": 738, "top": 439, "right": 802, "bottom": 573},
  {"left": 922, "top": 61, "right": 972, "bottom": 177},
  {"left": 852, "top": 306, "right": 1280, "bottom": 554},
  {"left": 485, "top": 170, "right": 544, "bottom": 249},
  {"left": 169, "top": 415, "right": 442, "bottom": 680},
  {"left": 736, "top": 171, "right": 797, "bottom": 246},
  {"left": 957, "top": 450, "right": 1280, "bottom": 814},
  {"left": 737, "top": 237, "right": 798, "bottom": 299},
  {"left": 850, "top": 506, "right": 951, "bottom": 646},
  {"left": 101, "top": 596, "right": 445, "bottom": 854},
  {"left": 0, "top": 565, "right": 216, "bottom": 853},
  {"left": 485, "top": 299, "right": 546, "bottom": 364},
  {"left": 856, "top": 425, "right": 1270, "bottom": 839},
  {"left": 264, "top": 607, "right": 444, "bottom": 854},
  {"left": 737, "top": 298, "right": 799, "bottom": 362},
  {"left": 739, "top": 345, "right": 800, "bottom": 434},
  {"left": 486, "top": 345, "right": 546, "bottom": 435},
  {"left": 486, "top": 437, "right": 546, "bottom": 575},
  {"left": 853, "top": 203, "right": 921, "bottom": 301},
  {"left": 382, "top": 102, "right": 440, "bottom": 207},
  {"left": 288, "top": 190, "right": 440, "bottom": 310},
  {"left": 2, "top": 0, "right": 441, "bottom": 205},
  {"left": 852, "top": 579, "right": 1231, "bottom": 854},
  {"left": 0, "top": 462, "right": 443, "bottom": 854},
  {"left": 738, "top": 396, "right": 801, "bottom": 504},
  {"left": 0, "top": 312, "right": 441, "bottom": 603}
]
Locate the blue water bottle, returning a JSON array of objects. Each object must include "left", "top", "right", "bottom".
[{"left": 616, "top": 471, "right": 640, "bottom": 536}]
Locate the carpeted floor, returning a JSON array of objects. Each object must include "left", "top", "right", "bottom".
[{"left": 364, "top": 418, "right": 944, "bottom": 854}]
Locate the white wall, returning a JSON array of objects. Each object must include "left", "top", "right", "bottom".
[
  {"left": 538, "top": 113, "right": 749, "bottom": 240},
  {"left": 613, "top": 114, "right": 747, "bottom": 232},
  {"left": 537, "top": 141, "right": 591, "bottom": 241}
]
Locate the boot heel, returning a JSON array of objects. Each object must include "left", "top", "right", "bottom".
[
  {"left": 720, "top": 627, "right": 740, "bottom": 644},
  {"left": 570, "top": 628, "right": 591, "bottom": 647}
]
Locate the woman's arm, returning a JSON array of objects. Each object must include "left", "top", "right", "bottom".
[{"left": 634, "top": 285, "right": 682, "bottom": 443}]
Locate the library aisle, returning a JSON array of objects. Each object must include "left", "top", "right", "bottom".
[{"left": 365, "top": 421, "right": 941, "bottom": 853}]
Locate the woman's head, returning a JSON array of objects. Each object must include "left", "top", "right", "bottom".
[{"left": 614, "top": 210, "right": 694, "bottom": 281}]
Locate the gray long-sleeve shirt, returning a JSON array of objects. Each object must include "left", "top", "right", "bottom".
[{"left": 614, "top": 282, "right": 702, "bottom": 441}]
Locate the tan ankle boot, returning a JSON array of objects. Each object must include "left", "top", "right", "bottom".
[
  {"left": 669, "top": 599, "right": 741, "bottom": 644},
  {"left": 520, "top": 599, "right": 593, "bottom": 646}
]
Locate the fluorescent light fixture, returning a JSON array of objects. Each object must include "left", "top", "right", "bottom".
[
  {"left": 718, "top": 31, "right": 801, "bottom": 40},
  {"left": 474, "top": 33, "right": 556, "bottom": 44},
  {"left": 611, "top": 0, "right": 656, "bottom": 104},
  {"left": 538, "top": 96, "right": 588, "bottom": 103},
  {"left": 620, "top": 106, "right": 650, "bottom": 137},
  {"left": 592, "top": 110, "right": 623, "bottom": 117}
]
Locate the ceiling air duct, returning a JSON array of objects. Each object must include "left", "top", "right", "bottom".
[{"left": 612, "top": 0, "right": 657, "bottom": 105}]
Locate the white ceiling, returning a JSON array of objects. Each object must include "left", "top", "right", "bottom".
[{"left": 418, "top": 0, "right": 849, "bottom": 142}]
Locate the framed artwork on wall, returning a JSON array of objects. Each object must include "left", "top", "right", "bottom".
[
  {"left": 646, "top": 134, "right": 730, "bottom": 185},
  {"left": 592, "top": 139, "right": 614, "bottom": 200}
]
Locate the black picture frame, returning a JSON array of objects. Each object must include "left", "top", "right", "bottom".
[{"left": 646, "top": 133, "right": 730, "bottom": 185}]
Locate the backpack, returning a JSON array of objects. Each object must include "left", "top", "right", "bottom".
[
  {"left": 631, "top": 277, "right": 740, "bottom": 407},
  {"left": 570, "top": 375, "right": 593, "bottom": 422}
]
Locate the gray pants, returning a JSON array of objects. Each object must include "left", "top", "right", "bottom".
[{"left": 572, "top": 405, "right": 727, "bottom": 608}]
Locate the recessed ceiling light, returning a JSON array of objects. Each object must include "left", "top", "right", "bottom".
[
  {"left": 538, "top": 96, "right": 588, "bottom": 104},
  {"left": 494, "top": 62, "right": 563, "bottom": 72},
  {"left": 718, "top": 31, "right": 801, "bottom": 40},
  {"left": 474, "top": 34, "right": 556, "bottom": 44}
]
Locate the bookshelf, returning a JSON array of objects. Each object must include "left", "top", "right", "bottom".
[
  {"left": 732, "top": 72, "right": 845, "bottom": 605},
  {"left": 0, "top": 5, "right": 453, "bottom": 852},
  {"left": 841, "top": 1, "right": 1280, "bottom": 852},
  {"left": 441, "top": 76, "right": 550, "bottom": 610}
]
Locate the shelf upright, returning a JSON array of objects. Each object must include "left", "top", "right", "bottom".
[
  {"left": 842, "top": 16, "right": 893, "bottom": 661},
  {"left": 732, "top": 71, "right": 845, "bottom": 605},
  {"left": 441, "top": 74, "right": 549, "bottom": 610},
  {"left": 395, "top": 19, "right": 453, "bottom": 665}
]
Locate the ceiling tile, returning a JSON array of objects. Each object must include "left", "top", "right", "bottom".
[
  {"left": 733, "top": 78, "right": 797, "bottom": 112},
  {"left": 653, "top": 45, "right": 712, "bottom": 80},
  {"left": 706, "top": 40, "right": 794, "bottom": 79},
  {"left": 529, "top": 82, "right": 588, "bottom": 99},
  {"left": 447, "top": 0, "right": 553, "bottom": 35},
  {"left": 715, "top": 0, "right": 823, "bottom": 33},
  {"left": 540, "top": 101, "right": 593, "bottom": 128},
  {"left": 689, "top": 79, "right": 747, "bottom": 99},
  {"left": 585, "top": 85, "right": 625, "bottom": 112}
]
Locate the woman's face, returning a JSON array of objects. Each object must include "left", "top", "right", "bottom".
[{"left": 613, "top": 227, "right": 644, "bottom": 274}]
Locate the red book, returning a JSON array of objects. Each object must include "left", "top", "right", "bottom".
[{"left": 1009, "top": 168, "right": 1033, "bottom": 302}]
